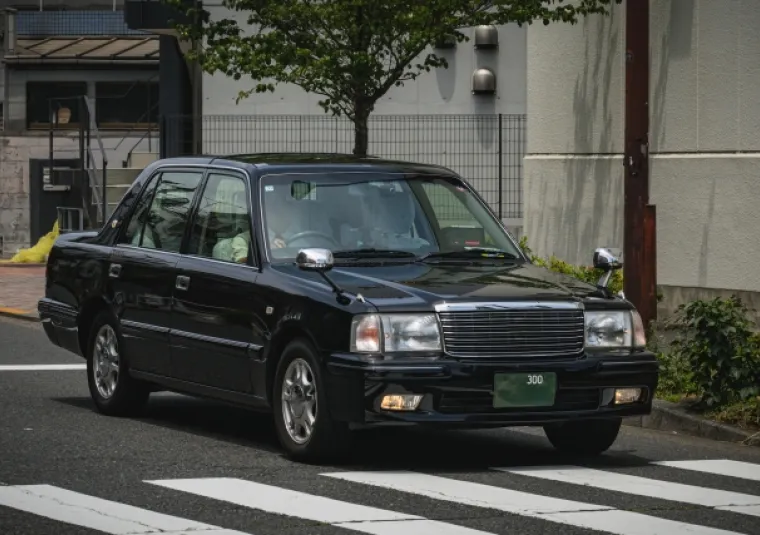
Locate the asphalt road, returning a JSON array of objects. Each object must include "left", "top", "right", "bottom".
[{"left": 1, "top": 315, "right": 760, "bottom": 535}]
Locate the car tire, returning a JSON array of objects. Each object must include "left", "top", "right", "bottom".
[
  {"left": 86, "top": 309, "right": 150, "bottom": 417},
  {"left": 543, "top": 417, "right": 622, "bottom": 456},
  {"left": 272, "top": 338, "right": 352, "bottom": 463}
]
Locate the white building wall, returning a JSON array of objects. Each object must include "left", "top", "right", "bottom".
[
  {"left": 202, "top": 5, "right": 526, "bottom": 116},
  {"left": 523, "top": 0, "right": 760, "bottom": 309},
  {"left": 200, "top": 4, "right": 528, "bottom": 223}
]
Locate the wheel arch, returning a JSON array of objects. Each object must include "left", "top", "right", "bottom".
[
  {"left": 77, "top": 297, "right": 112, "bottom": 358},
  {"left": 264, "top": 321, "right": 321, "bottom": 406}
]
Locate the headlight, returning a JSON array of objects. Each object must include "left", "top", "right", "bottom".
[
  {"left": 350, "top": 313, "right": 442, "bottom": 353},
  {"left": 584, "top": 310, "right": 646, "bottom": 349}
]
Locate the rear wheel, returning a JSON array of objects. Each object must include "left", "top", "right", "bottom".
[
  {"left": 543, "top": 417, "right": 622, "bottom": 456},
  {"left": 86, "top": 310, "right": 150, "bottom": 416},
  {"left": 272, "top": 339, "right": 352, "bottom": 462}
]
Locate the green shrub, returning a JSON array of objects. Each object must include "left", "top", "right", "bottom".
[
  {"left": 518, "top": 236, "right": 624, "bottom": 295},
  {"left": 670, "top": 296, "right": 760, "bottom": 408}
]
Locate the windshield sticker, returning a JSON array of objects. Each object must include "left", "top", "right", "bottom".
[{"left": 264, "top": 185, "right": 274, "bottom": 192}]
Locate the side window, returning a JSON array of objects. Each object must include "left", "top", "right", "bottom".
[
  {"left": 421, "top": 182, "right": 496, "bottom": 248},
  {"left": 119, "top": 173, "right": 160, "bottom": 246},
  {"left": 139, "top": 171, "right": 203, "bottom": 253},
  {"left": 186, "top": 173, "right": 252, "bottom": 264}
]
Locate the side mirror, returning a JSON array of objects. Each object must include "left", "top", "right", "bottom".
[
  {"left": 296, "top": 248, "right": 334, "bottom": 272},
  {"left": 593, "top": 247, "right": 623, "bottom": 271},
  {"left": 592, "top": 247, "right": 623, "bottom": 297}
]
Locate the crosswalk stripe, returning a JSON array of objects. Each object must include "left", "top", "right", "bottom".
[
  {"left": 0, "top": 364, "right": 86, "bottom": 371},
  {"left": 322, "top": 471, "right": 744, "bottom": 535},
  {"left": 652, "top": 460, "right": 760, "bottom": 483},
  {"left": 0, "top": 484, "right": 249, "bottom": 535},
  {"left": 146, "top": 477, "right": 494, "bottom": 535},
  {"left": 495, "top": 466, "right": 760, "bottom": 518}
]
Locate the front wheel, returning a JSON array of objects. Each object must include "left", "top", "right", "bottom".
[
  {"left": 272, "top": 339, "right": 352, "bottom": 463},
  {"left": 543, "top": 417, "right": 622, "bottom": 456},
  {"left": 86, "top": 310, "right": 150, "bottom": 416}
]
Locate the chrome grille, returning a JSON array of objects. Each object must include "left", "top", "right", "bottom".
[{"left": 437, "top": 306, "right": 585, "bottom": 359}]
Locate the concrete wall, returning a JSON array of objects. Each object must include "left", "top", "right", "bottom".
[
  {"left": 523, "top": 1, "right": 760, "bottom": 308},
  {"left": 0, "top": 132, "right": 152, "bottom": 256},
  {"left": 202, "top": 6, "right": 527, "bottom": 117}
]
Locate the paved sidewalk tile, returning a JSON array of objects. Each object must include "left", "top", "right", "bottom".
[{"left": 0, "top": 265, "right": 46, "bottom": 320}]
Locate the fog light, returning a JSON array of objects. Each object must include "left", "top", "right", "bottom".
[
  {"left": 614, "top": 388, "right": 642, "bottom": 404},
  {"left": 380, "top": 394, "right": 423, "bottom": 411}
]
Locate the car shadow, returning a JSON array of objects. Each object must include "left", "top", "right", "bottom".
[
  {"left": 53, "top": 394, "right": 284, "bottom": 454},
  {"left": 53, "top": 394, "right": 654, "bottom": 472}
]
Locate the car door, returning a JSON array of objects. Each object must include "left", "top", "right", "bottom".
[
  {"left": 110, "top": 168, "right": 204, "bottom": 377},
  {"left": 170, "top": 169, "right": 265, "bottom": 393}
]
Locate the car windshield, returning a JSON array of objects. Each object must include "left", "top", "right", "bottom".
[{"left": 260, "top": 171, "right": 524, "bottom": 261}]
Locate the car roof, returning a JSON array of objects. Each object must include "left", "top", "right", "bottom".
[{"left": 152, "top": 153, "right": 460, "bottom": 178}]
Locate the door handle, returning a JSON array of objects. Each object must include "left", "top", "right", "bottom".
[
  {"left": 175, "top": 275, "right": 190, "bottom": 291},
  {"left": 108, "top": 264, "right": 122, "bottom": 278}
]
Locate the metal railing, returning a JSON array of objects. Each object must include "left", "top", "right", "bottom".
[
  {"left": 82, "top": 96, "right": 109, "bottom": 225},
  {"left": 162, "top": 113, "right": 527, "bottom": 221}
]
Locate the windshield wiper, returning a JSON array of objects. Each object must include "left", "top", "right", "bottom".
[
  {"left": 332, "top": 248, "right": 418, "bottom": 258},
  {"left": 420, "top": 247, "right": 520, "bottom": 261}
]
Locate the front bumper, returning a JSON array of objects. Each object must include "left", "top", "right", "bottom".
[{"left": 325, "top": 351, "right": 659, "bottom": 428}]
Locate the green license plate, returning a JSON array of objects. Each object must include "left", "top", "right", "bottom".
[{"left": 493, "top": 372, "right": 557, "bottom": 408}]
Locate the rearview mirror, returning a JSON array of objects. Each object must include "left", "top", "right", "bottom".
[{"left": 296, "top": 248, "right": 334, "bottom": 272}]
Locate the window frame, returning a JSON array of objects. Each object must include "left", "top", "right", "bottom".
[
  {"left": 26, "top": 81, "right": 88, "bottom": 130},
  {"left": 114, "top": 166, "right": 205, "bottom": 255},
  {"left": 95, "top": 80, "right": 159, "bottom": 130},
  {"left": 116, "top": 169, "right": 163, "bottom": 248},
  {"left": 183, "top": 169, "right": 258, "bottom": 268}
]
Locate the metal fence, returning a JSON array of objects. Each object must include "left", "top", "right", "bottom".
[{"left": 163, "top": 114, "right": 527, "bottom": 221}]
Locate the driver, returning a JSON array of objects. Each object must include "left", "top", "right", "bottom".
[{"left": 364, "top": 185, "right": 430, "bottom": 249}]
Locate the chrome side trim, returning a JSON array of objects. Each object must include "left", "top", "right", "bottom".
[
  {"left": 172, "top": 328, "right": 263, "bottom": 352},
  {"left": 434, "top": 301, "right": 584, "bottom": 312},
  {"left": 120, "top": 319, "right": 169, "bottom": 334}
]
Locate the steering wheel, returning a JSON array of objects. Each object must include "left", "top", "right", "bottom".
[{"left": 285, "top": 230, "right": 340, "bottom": 248}]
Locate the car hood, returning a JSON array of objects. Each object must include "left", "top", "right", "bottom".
[{"left": 272, "top": 260, "right": 603, "bottom": 309}]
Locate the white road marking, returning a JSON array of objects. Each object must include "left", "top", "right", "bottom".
[
  {"left": 652, "top": 460, "right": 760, "bottom": 483},
  {"left": 147, "top": 477, "right": 495, "bottom": 535},
  {"left": 323, "top": 471, "right": 743, "bottom": 535},
  {"left": 496, "top": 465, "right": 760, "bottom": 517},
  {"left": 0, "top": 484, "right": 249, "bottom": 534},
  {"left": 0, "top": 364, "right": 85, "bottom": 371}
]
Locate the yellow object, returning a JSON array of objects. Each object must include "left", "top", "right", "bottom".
[{"left": 9, "top": 221, "right": 60, "bottom": 264}]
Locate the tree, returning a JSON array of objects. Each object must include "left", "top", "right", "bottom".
[{"left": 169, "top": 0, "right": 622, "bottom": 156}]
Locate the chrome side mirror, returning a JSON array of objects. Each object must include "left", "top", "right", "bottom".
[
  {"left": 593, "top": 247, "right": 623, "bottom": 296},
  {"left": 296, "top": 248, "right": 334, "bottom": 272},
  {"left": 593, "top": 247, "right": 623, "bottom": 271}
]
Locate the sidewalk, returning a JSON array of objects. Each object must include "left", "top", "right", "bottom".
[{"left": 0, "top": 264, "right": 46, "bottom": 321}]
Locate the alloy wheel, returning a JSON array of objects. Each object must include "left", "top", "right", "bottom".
[
  {"left": 92, "top": 324, "right": 119, "bottom": 399},
  {"left": 281, "top": 357, "right": 317, "bottom": 444}
]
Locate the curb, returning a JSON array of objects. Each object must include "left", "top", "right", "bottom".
[
  {"left": 0, "top": 306, "right": 39, "bottom": 323},
  {"left": 624, "top": 399, "right": 760, "bottom": 447},
  {"left": 0, "top": 262, "right": 47, "bottom": 268}
]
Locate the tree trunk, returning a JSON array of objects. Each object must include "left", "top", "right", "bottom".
[{"left": 353, "top": 108, "right": 370, "bottom": 157}]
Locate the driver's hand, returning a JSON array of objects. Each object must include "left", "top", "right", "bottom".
[{"left": 272, "top": 238, "right": 286, "bottom": 248}]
